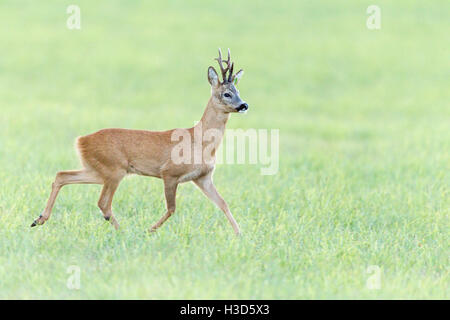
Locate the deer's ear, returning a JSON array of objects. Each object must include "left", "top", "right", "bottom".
[
  {"left": 234, "top": 69, "right": 244, "bottom": 85},
  {"left": 208, "top": 66, "right": 219, "bottom": 87}
]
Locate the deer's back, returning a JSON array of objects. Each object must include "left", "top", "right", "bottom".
[{"left": 76, "top": 128, "right": 175, "bottom": 178}]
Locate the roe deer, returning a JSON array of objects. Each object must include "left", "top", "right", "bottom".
[{"left": 31, "top": 49, "right": 248, "bottom": 235}]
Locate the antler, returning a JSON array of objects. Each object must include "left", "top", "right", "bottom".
[
  {"left": 228, "top": 62, "right": 234, "bottom": 82},
  {"left": 230, "top": 68, "right": 243, "bottom": 83},
  {"left": 215, "top": 48, "right": 234, "bottom": 83}
]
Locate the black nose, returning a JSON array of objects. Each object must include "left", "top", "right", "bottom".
[{"left": 237, "top": 103, "right": 248, "bottom": 112}]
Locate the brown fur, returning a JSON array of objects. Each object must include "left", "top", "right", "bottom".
[{"left": 31, "top": 55, "right": 247, "bottom": 235}]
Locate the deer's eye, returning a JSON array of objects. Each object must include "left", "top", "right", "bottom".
[{"left": 224, "top": 93, "right": 232, "bottom": 98}]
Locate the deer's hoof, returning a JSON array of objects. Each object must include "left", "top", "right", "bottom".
[
  {"left": 148, "top": 227, "right": 158, "bottom": 234},
  {"left": 31, "top": 215, "right": 44, "bottom": 227}
]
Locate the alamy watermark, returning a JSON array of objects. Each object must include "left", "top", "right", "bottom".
[
  {"left": 67, "top": 5, "right": 81, "bottom": 30},
  {"left": 366, "top": 5, "right": 381, "bottom": 30},
  {"left": 171, "top": 123, "right": 279, "bottom": 175},
  {"left": 66, "top": 265, "right": 81, "bottom": 290},
  {"left": 366, "top": 265, "right": 382, "bottom": 290}
]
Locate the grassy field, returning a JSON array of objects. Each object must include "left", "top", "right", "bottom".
[{"left": 0, "top": 0, "right": 448, "bottom": 299}]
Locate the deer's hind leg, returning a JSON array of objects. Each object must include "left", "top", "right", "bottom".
[
  {"left": 31, "top": 169, "right": 103, "bottom": 227},
  {"left": 97, "top": 175, "right": 125, "bottom": 230}
]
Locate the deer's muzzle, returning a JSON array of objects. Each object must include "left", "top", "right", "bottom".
[{"left": 236, "top": 103, "right": 248, "bottom": 113}]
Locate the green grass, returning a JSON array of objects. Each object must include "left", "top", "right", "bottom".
[{"left": 0, "top": 0, "right": 448, "bottom": 299}]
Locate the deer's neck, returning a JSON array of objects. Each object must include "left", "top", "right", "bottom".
[{"left": 195, "top": 97, "right": 230, "bottom": 152}]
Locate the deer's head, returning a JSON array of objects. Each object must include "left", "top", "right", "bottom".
[{"left": 207, "top": 49, "right": 248, "bottom": 114}]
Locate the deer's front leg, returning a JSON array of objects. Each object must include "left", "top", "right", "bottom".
[
  {"left": 194, "top": 174, "right": 240, "bottom": 235},
  {"left": 149, "top": 177, "right": 178, "bottom": 232}
]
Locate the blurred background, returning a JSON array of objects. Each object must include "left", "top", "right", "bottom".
[{"left": 0, "top": 1, "right": 448, "bottom": 299}]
